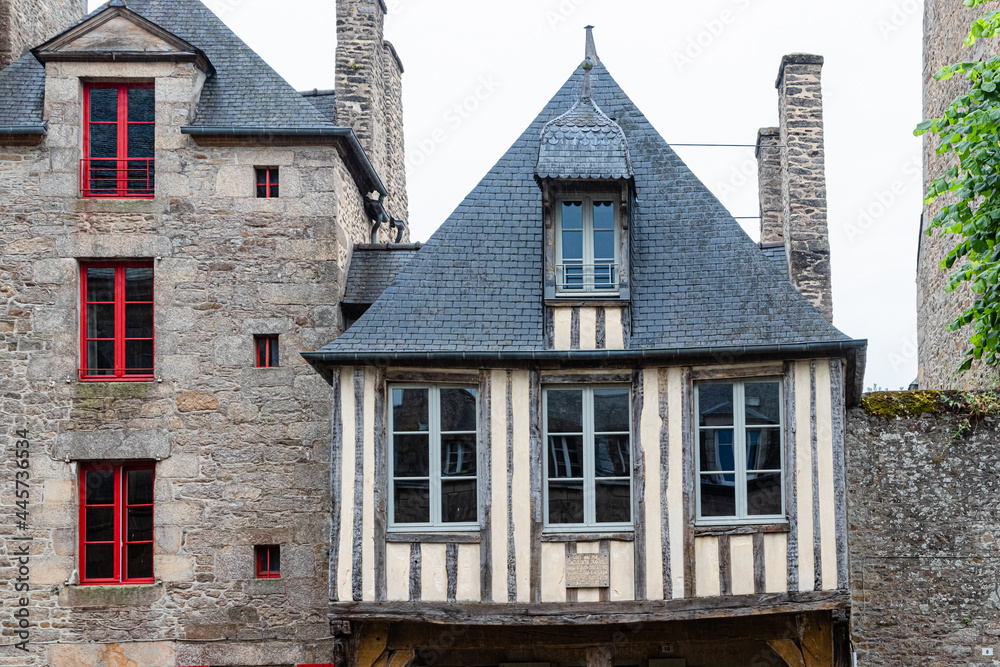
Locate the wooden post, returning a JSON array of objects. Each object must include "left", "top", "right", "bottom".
[
  {"left": 799, "top": 612, "right": 834, "bottom": 667},
  {"left": 353, "top": 622, "right": 389, "bottom": 667}
]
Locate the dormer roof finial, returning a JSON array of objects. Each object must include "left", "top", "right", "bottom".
[{"left": 584, "top": 25, "right": 599, "bottom": 65}]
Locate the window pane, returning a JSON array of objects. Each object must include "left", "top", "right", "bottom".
[
  {"left": 440, "top": 388, "right": 476, "bottom": 432},
  {"left": 593, "top": 201, "right": 615, "bottom": 229},
  {"left": 268, "top": 337, "right": 279, "bottom": 367},
  {"left": 561, "top": 201, "right": 583, "bottom": 229},
  {"left": 127, "top": 124, "right": 155, "bottom": 158},
  {"left": 747, "top": 428, "right": 782, "bottom": 471},
  {"left": 127, "top": 87, "right": 155, "bottom": 123},
  {"left": 745, "top": 382, "right": 781, "bottom": 426},
  {"left": 548, "top": 435, "right": 583, "bottom": 479},
  {"left": 441, "top": 479, "right": 477, "bottom": 523},
  {"left": 86, "top": 268, "right": 116, "bottom": 302},
  {"left": 268, "top": 168, "right": 279, "bottom": 185},
  {"left": 269, "top": 546, "right": 280, "bottom": 573},
  {"left": 89, "top": 123, "right": 118, "bottom": 158},
  {"left": 86, "top": 469, "right": 115, "bottom": 505},
  {"left": 125, "top": 268, "right": 153, "bottom": 301},
  {"left": 270, "top": 185, "right": 279, "bottom": 198},
  {"left": 125, "top": 340, "right": 153, "bottom": 374},
  {"left": 562, "top": 229, "right": 583, "bottom": 263},
  {"left": 596, "top": 479, "right": 631, "bottom": 523},
  {"left": 548, "top": 480, "right": 584, "bottom": 524},
  {"left": 700, "top": 474, "right": 736, "bottom": 517},
  {"left": 127, "top": 542, "right": 153, "bottom": 579},
  {"left": 594, "top": 389, "right": 629, "bottom": 432},
  {"left": 257, "top": 338, "right": 268, "bottom": 367},
  {"left": 394, "top": 480, "right": 430, "bottom": 523},
  {"left": 125, "top": 304, "right": 153, "bottom": 338},
  {"left": 393, "top": 388, "right": 428, "bottom": 432},
  {"left": 747, "top": 472, "right": 783, "bottom": 516},
  {"left": 257, "top": 184, "right": 267, "bottom": 198},
  {"left": 699, "top": 384, "right": 734, "bottom": 427},
  {"left": 87, "top": 304, "right": 115, "bottom": 338},
  {"left": 593, "top": 229, "right": 615, "bottom": 262},
  {"left": 127, "top": 506, "right": 153, "bottom": 542},
  {"left": 86, "top": 507, "right": 114, "bottom": 542},
  {"left": 441, "top": 433, "right": 476, "bottom": 477},
  {"left": 595, "top": 434, "right": 630, "bottom": 477},
  {"left": 699, "top": 429, "right": 734, "bottom": 473},
  {"left": 89, "top": 88, "right": 118, "bottom": 122},
  {"left": 393, "top": 434, "right": 429, "bottom": 477},
  {"left": 87, "top": 340, "right": 115, "bottom": 373},
  {"left": 127, "top": 469, "right": 154, "bottom": 504},
  {"left": 85, "top": 543, "right": 114, "bottom": 580},
  {"left": 547, "top": 390, "right": 582, "bottom": 432}
]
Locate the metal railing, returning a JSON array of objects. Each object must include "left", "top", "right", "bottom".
[
  {"left": 78, "top": 368, "right": 154, "bottom": 381},
  {"left": 80, "top": 158, "right": 155, "bottom": 199},
  {"left": 556, "top": 263, "right": 620, "bottom": 295}
]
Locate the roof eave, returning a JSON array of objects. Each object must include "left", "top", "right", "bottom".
[
  {"left": 301, "top": 339, "right": 869, "bottom": 404},
  {"left": 180, "top": 125, "right": 387, "bottom": 197},
  {"left": 33, "top": 50, "right": 214, "bottom": 75},
  {"left": 0, "top": 124, "right": 47, "bottom": 144}
]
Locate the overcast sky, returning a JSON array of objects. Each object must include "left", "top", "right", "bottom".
[{"left": 92, "top": 0, "right": 927, "bottom": 390}]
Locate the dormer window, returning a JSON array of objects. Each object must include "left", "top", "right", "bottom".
[
  {"left": 82, "top": 83, "right": 155, "bottom": 199},
  {"left": 557, "top": 195, "right": 620, "bottom": 295}
]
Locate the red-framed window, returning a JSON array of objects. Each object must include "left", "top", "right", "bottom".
[
  {"left": 255, "top": 545, "right": 280, "bottom": 579},
  {"left": 82, "top": 82, "right": 155, "bottom": 199},
  {"left": 79, "top": 463, "right": 155, "bottom": 585},
  {"left": 256, "top": 167, "right": 279, "bottom": 198},
  {"left": 80, "top": 261, "right": 154, "bottom": 381},
  {"left": 255, "top": 334, "right": 279, "bottom": 368}
]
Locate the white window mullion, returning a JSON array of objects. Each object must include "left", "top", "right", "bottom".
[
  {"left": 583, "top": 389, "right": 595, "bottom": 526},
  {"left": 583, "top": 196, "right": 595, "bottom": 292},
  {"left": 429, "top": 388, "right": 441, "bottom": 526},
  {"left": 734, "top": 382, "right": 747, "bottom": 519}
]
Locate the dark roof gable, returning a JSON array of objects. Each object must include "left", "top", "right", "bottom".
[{"left": 313, "top": 63, "right": 852, "bottom": 358}]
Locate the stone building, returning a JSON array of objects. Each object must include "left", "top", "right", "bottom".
[
  {"left": 917, "top": 0, "right": 1000, "bottom": 389},
  {"left": 0, "top": 0, "right": 406, "bottom": 664},
  {"left": 305, "top": 32, "right": 865, "bottom": 667}
]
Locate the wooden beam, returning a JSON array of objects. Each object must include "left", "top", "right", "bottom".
[
  {"left": 799, "top": 612, "right": 834, "bottom": 667},
  {"left": 353, "top": 622, "right": 390, "bottom": 667},
  {"left": 767, "top": 640, "right": 806, "bottom": 667}
]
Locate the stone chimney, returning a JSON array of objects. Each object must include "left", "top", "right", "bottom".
[
  {"left": 335, "top": 0, "right": 409, "bottom": 226},
  {"left": 775, "top": 54, "right": 833, "bottom": 324},
  {"left": 0, "top": 0, "right": 87, "bottom": 69},
  {"left": 755, "top": 127, "right": 783, "bottom": 244}
]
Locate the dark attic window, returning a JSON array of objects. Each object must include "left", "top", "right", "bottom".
[
  {"left": 256, "top": 167, "right": 279, "bottom": 198},
  {"left": 255, "top": 335, "right": 279, "bottom": 368},
  {"left": 82, "top": 83, "right": 155, "bottom": 199}
]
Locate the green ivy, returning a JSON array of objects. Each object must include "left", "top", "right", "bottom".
[{"left": 916, "top": 0, "right": 1000, "bottom": 373}]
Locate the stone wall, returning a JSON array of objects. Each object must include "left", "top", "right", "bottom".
[
  {"left": 918, "top": 0, "right": 1000, "bottom": 389},
  {"left": 847, "top": 392, "right": 1000, "bottom": 664},
  {"left": 0, "top": 0, "right": 86, "bottom": 70},
  {"left": 0, "top": 57, "right": 371, "bottom": 665}
]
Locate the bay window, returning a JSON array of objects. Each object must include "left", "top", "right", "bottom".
[
  {"left": 545, "top": 386, "right": 632, "bottom": 530},
  {"left": 696, "top": 380, "right": 785, "bottom": 523},
  {"left": 389, "top": 386, "right": 478, "bottom": 530}
]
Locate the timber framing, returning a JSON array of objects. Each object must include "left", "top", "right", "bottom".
[{"left": 329, "top": 589, "right": 849, "bottom": 626}]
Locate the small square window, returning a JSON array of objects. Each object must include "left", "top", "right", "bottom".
[
  {"left": 255, "top": 335, "right": 279, "bottom": 368},
  {"left": 255, "top": 545, "right": 280, "bottom": 579},
  {"left": 256, "top": 167, "right": 279, "bottom": 198}
]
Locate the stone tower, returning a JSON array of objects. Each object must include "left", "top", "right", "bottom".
[
  {"left": 917, "top": 0, "right": 1000, "bottom": 389},
  {"left": 0, "top": 0, "right": 85, "bottom": 69},
  {"left": 336, "top": 0, "right": 408, "bottom": 224}
]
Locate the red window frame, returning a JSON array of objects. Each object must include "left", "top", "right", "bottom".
[
  {"left": 256, "top": 167, "right": 279, "bottom": 198},
  {"left": 79, "top": 463, "right": 155, "bottom": 585},
  {"left": 255, "top": 545, "right": 280, "bottom": 579},
  {"left": 80, "top": 261, "right": 155, "bottom": 381},
  {"left": 255, "top": 334, "right": 279, "bottom": 368},
  {"left": 82, "top": 82, "right": 155, "bottom": 199}
]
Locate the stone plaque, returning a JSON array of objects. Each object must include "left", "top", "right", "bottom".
[{"left": 565, "top": 552, "right": 610, "bottom": 588}]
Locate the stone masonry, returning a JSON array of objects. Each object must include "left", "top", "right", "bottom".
[
  {"left": 918, "top": 0, "right": 1000, "bottom": 389},
  {"left": 0, "top": 6, "right": 404, "bottom": 665},
  {"left": 0, "top": 0, "right": 84, "bottom": 70},
  {"left": 756, "top": 126, "right": 783, "bottom": 244},
  {"left": 848, "top": 395, "right": 1000, "bottom": 665},
  {"left": 776, "top": 54, "right": 834, "bottom": 325},
  {"left": 336, "top": 0, "right": 409, "bottom": 226}
]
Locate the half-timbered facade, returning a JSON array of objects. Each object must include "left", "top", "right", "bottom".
[{"left": 306, "top": 33, "right": 866, "bottom": 667}]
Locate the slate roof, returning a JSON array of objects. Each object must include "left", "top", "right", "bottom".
[
  {"left": 0, "top": 55, "right": 46, "bottom": 128},
  {"left": 760, "top": 244, "right": 788, "bottom": 275},
  {"left": 344, "top": 245, "right": 422, "bottom": 305},
  {"left": 314, "top": 62, "right": 853, "bottom": 357},
  {"left": 536, "top": 70, "right": 633, "bottom": 180},
  {"left": 0, "top": 0, "right": 338, "bottom": 131},
  {"left": 302, "top": 89, "right": 338, "bottom": 124}
]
